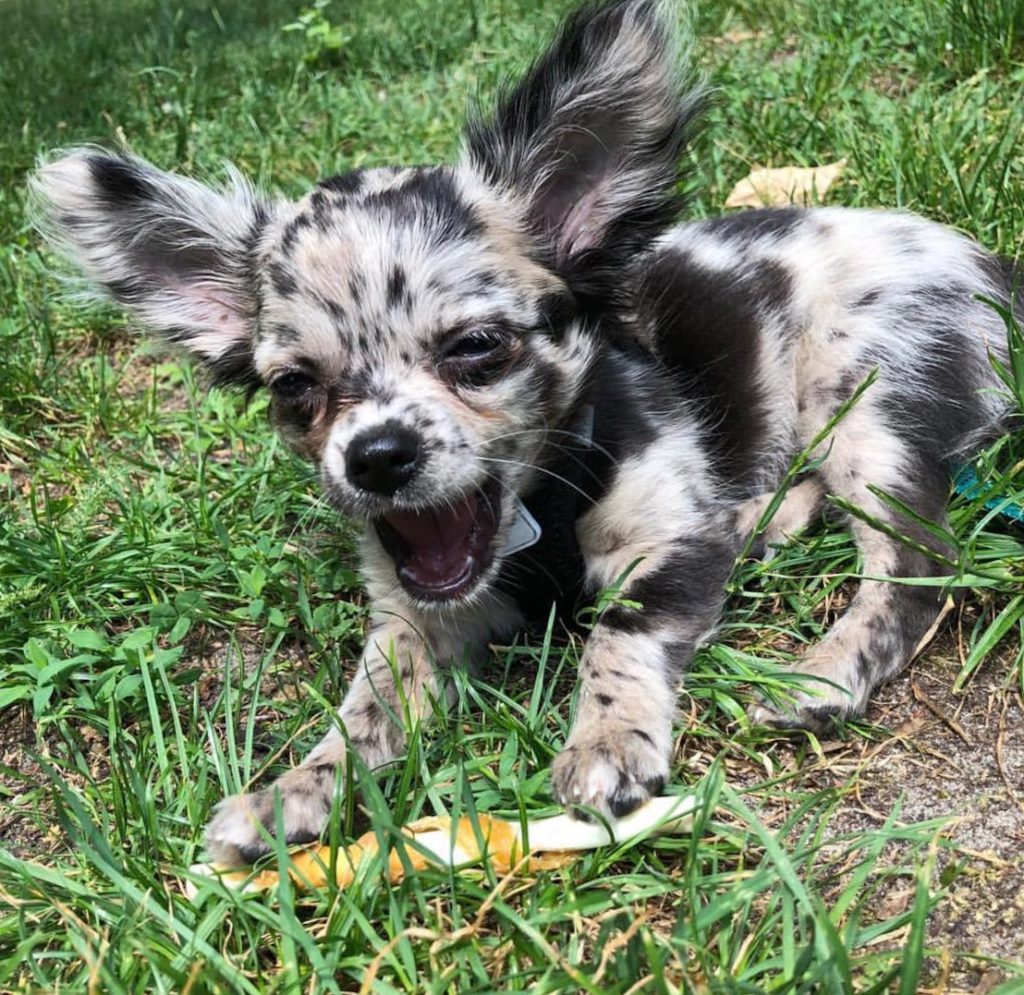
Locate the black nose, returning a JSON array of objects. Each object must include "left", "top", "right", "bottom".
[{"left": 345, "top": 423, "right": 422, "bottom": 496}]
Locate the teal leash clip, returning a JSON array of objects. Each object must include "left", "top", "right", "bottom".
[{"left": 952, "top": 465, "right": 1024, "bottom": 523}]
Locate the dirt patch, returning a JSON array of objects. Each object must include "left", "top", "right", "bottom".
[
  {"left": 742, "top": 631, "right": 1024, "bottom": 987},
  {"left": 854, "top": 642, "right": 1023, "bottom": 984},
  {"left": 0, "top": 711, "right": 63, "bottom": 859}
]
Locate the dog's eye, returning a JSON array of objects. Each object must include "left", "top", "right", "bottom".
[
  {"left": 437, "top": 328, "right": 516, "bottom": 388},
  {"left": 441, "top": 329, "right": 506, "bottom": 361},
  {"left": 270, "top": 371, "right": 318, "bottom": 402}
]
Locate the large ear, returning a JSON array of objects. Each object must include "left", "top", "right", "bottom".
[
  {"left": 29, "top": 150, "right": 275, "bottom": 386},
  {"left": 464, "top": 0, "right": 702, "bottom": 301}
]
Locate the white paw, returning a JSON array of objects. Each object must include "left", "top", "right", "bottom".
[
  {"left": 203, "top": 767, "right": 336, "bottom": 866},
  {"left": 551, "top": 728, "right": 669, "bottom": 818},
  {"left": 747, "top": 675, "right": 861, "bottom": 732}
]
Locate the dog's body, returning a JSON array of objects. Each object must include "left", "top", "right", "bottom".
[{"left": 32, "top": 0, "right": 1018, "bottom": 865}]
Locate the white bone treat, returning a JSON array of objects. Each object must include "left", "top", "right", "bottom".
[{"left": 184, "top": 793, "right": 700, "bottom": 899}]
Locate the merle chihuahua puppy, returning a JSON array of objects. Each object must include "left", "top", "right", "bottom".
[{"left": 32, "top": 0, "right": 1017, "bottom": 865}]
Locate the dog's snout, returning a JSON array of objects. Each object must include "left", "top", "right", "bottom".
[{"left": 345, "top": 423, "right": 422, "bottom": 496}]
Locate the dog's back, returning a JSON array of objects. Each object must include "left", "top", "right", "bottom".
[
  {"left": 644, "top": 207, "right": 1016, "bottom": 494},
  {"left": 636, "top": 205, "right": 1018, "bottom": 727}
]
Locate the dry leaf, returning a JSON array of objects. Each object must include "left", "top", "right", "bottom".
[
  {"left": 875, "top": 885, "right": 915, "bottom": 920},
  {"left": 711, "top": 29, "right": 765, "bottom": 45},
  {"left": 724, "top": 159, "right": 847, "bottom": 209}
]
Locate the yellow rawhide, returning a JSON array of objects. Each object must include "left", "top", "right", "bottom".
[{"left": 185, "top": 794, "right": 698, "bottom": 898}]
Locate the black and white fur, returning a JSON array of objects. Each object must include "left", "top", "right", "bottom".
[{"left": 31, "top": 0, "right": 1018, "bottom": 865}]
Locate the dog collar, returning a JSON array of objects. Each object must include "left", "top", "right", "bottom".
[{"left": 497, "top": 404, "right": 595, "bottom": 559}]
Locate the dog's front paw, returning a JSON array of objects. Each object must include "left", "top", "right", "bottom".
[
  {"left": 551, "top": 728, "right": 668, "bottom": 819},
  {"left": 204, "top": 765, "right": 336, "bottom": 866}
]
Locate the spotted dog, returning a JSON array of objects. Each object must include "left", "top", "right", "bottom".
[{"left": 32, "top": 0, "right": 1018, "bottom": 865}]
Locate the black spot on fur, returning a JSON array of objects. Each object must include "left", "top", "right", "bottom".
[
  {"left": 271, "top": 323, "right": 301, "bottom": 344},
  {"left": 281, "top": 212, "right": 313, "bottom": 253},
  {"left": 608, "top": 774, "right": 664, "bottom": 817},
  {"left": 56, "top": 211, "right": 83, "bottom": 231},
  {"left": 250, "top": 202, "right": 270, "bottom": 232},
  {"left": 599, "top": 537, "right": 734, "bottom": 648},
  {"left": 470, "top": 271, "right": 498, "bottom": 292},
  {"left": 895, "top": 229, "right": 924, "bottom": 255},
  {"left": 318, "top": 296, "right": 346, "bottom": 323},
  {"left": 345, "top": 367, "right": 373, "bottom": 399},
  {"left": 365, "top": 168, "right": 482, "bottom": 242},
  {"left": 528, "top": 357, "right": 565, "bottom": 418},
  {"left": 884, "top": 473, "right": 957, "bottom": 572},
  {"left": 642, "top": 248, "right": 794, "bottom": 485},
  {"left": 207, "top": 338, "right": 260, "bottom": 391},
  {"left": 700, "top": 207, "right": 804, "bottom": 242},
  {"left": 596, "top": 693, "right": 613, "bottom": 707},
  {"left": 852, "top": 288, "right": 882, "bottom": 310},
  {"left": 309, "top": 189, "right": 334, "bottom": 231},
  {"left": 750, "top": 261, "right": 794, "bottom": 319},
  {"left": 536, "top": 288, "right": 577, "bottom": 342},
  {"left": 269, "top": 261, "right": 297, "bottom": 298},
  {"left": 577, "top": 346, "right": 661, "bottom": 501},
  {"left": 825, "top": 366, "right": 871, "bottom": 413},
  {"left": 319, "top": 169, "right": 365, "bottom": 196},
  {"left": 804, "top": 704, "right": 845, "bottom": 726},
  {"left": 496, "top": 354, "right": 657, "bottom": 623},
  {"left": 87, "top": 154, "right": 153, "bottom": 206},
  {"left": 385, "top": 262, "right": 405, "bottom": 309},
  {"left": 868, "top": 313, "right": 989, "bottom": 467},
  {"left": 854, "top": 649, "right": 874, "bottom": 691}
]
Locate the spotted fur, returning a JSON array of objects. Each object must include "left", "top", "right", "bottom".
[{"left": 30, "top": 0, "right": 1019, "bottom": 864}]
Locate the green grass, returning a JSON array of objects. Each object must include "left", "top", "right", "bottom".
[{"left": 2, "top": 0, "right": 1024, "bottom": 991}]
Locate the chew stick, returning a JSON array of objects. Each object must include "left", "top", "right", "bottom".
[{"left": 184, "top": 793, "right": 699, "bottom": 898}]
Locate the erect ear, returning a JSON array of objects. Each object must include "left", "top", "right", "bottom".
[
  {"left": 29, "top": 150, "right": 276, "bottom": 387},
  {"left": 464, "top": 0, "right": 702, "bottom": 301}
]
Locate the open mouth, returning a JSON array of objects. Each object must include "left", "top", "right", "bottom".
[{"left": 374, "top": 479, "right": 502, "bottom": 602}]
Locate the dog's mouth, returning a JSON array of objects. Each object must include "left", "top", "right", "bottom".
[{"left": 374, "top": 479, "right": 502, "bottom": 601}]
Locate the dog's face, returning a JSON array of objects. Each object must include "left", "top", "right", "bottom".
[
  {"left": 31, "top": 0, "right": 697, "bottom": 608},
  {"left": 256, "top": 165, "right": 591, "bottom": 604}
]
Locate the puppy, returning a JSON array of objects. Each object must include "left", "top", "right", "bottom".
[{"left": 31, "top": 0, "right": 1018, "bottom": 865}]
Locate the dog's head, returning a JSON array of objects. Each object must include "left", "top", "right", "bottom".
[{"left": 31, "top": 0, "right": 699, "bottom": 609}]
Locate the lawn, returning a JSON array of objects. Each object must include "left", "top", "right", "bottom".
[{"left": 1, "top": 0, "right": 1023, "bottom": 991}]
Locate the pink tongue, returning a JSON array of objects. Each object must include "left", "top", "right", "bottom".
[{"left": 385, "top": 496, "right": 479, "bottom": 587}]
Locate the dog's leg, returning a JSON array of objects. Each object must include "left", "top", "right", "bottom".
[
  {"left": 551, "top": 534, "right": 733, "bottom": 816},
  {"left": 749, "top": 404, "right": 954, "bottom": 730},
  {"left": 735, "top": 475, "right": 826, "bottom": 557},
  {"left": 205, "top": 611, "right": 462, "bottom": 865},
  {"left": 551, "top": 437, "right": 736, "bottom": 817}
]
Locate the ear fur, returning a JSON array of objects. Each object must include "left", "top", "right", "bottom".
[
  {"left": 464, "top": 0, "right": 702, "bottom": 307},
  {"left": 29, "top": 150, "right": 275, "bottom": 387}
]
